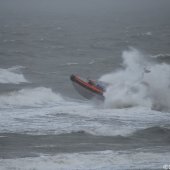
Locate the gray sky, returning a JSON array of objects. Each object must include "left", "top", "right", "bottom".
[{"left": 0, "top": 0, "right": 170, "bottom": 15}]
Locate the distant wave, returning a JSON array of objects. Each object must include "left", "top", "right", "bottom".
[
  {"left": 48, "top": 126, "right": 170, "bottom": 145},
  {"left": 65, "top": 62, "right": 79, "bottom": 66},
  {"left": 60, "top": 62, "right": 79, "bottom": 66},
  {"left": 142, "top": 31, "right": 152, "bottom": 36},
  {"left": 0, "top": 66, "right": 28, "bottom": 84}
]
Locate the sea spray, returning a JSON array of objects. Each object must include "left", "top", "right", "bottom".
[
  {"left": 144, "top": 63, "right": 170, "bottom": 111},
  {"left": 100, "top": 48, "right": 170, "bottom": 111}
]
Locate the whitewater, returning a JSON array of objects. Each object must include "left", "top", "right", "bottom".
[{"left": 101, "top": 48, "right": 170, "bottom": 112}]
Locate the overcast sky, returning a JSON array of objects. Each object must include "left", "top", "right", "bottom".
[{"left": 0, "top": 0, "right": 170, "bottom": 14}]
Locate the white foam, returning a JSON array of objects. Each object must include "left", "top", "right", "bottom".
[
  {"left": 0, "top": 87, "right": 63, "bottom": 108},
  {"left": 89, "top": 60, "right": 95, "bottom": 64},
  {"left": 143, "top": 32, "right": 152, "bottom": 36},
  {"left": 0, "top": 66, "right": 28, "bottom": 84},
  {"left": 0, "top": 98, "right": 169, "bottom": 136},
  {"left": 144, "top": 63, "right": 170, "bottom": 111},
  {"left": 151, "top": 53, "right": 170, "bottom": 58},
  {"left": 100, "top": 48, "right": 170, "bottom": 111},
  {"left": 0, "top": 150, "right": 169, "bottom": 170}
]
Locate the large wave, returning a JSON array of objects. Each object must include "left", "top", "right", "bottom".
[
  {"left": 100, "top": 48, "right": 170, "bottom": 111},
  {"left": 0, "top": 66, "right": 28, "bottom": 84}
]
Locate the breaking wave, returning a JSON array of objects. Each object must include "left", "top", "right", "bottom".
[
  {"left": 151, "top": 53, "right": 170, "bottom": 59},
  {"left": 0, "top": 66, "right": 28, "bottom": 84},
  {"left": 0, "top": 87, "right": 64, "bottom": 108},
  {"left": 100, "top": 48, "right": 170, "bottom": 111}
]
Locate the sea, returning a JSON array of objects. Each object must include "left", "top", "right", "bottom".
[{"left": 0, "top": 0, "right": 170, "bottom": 169}]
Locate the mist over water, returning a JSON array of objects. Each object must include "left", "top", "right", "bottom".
[{"left": 100, "top": 48, "right": 170, "bottom": 111}]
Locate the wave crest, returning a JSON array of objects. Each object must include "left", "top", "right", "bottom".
[{"left": 0, "top": 66, "right": 28, "bottom": 84}]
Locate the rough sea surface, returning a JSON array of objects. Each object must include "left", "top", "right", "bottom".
[{"left": 0, "top": 0, "right": 170, "bottom": 169}]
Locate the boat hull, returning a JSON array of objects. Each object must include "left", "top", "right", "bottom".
[{"left": 70, "top": 75, "right": 104, "bottom": 100}]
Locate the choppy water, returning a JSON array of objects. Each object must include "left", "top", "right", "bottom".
[{"left": 0, "top": 0, "right": 170, "bottom": 169}]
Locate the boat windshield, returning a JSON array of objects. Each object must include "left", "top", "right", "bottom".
[{"left": 96, "top": 81, "right": 108, "bottom": 91}]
